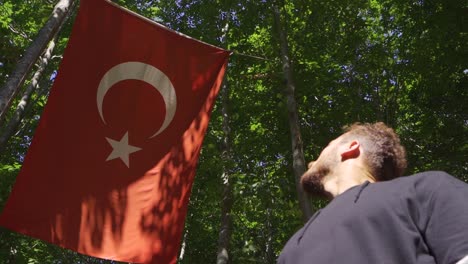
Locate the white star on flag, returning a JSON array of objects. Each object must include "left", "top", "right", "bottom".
[{"left": 105, "top": 132, "right": 141, "bottom": 168}]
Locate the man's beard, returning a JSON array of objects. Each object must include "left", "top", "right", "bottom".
[
  {"left": 301, "top": 151, "right": 339, "bottom": 199},
  {"left": 300, "top": 165, "right": 330, "bottom": 199}
]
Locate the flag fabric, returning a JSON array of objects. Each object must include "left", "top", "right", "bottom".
[{"left": 0, "top": 0, "right": 229, "bottom": 263}]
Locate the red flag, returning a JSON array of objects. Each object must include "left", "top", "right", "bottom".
[{"left": 0, "top": 0, "right": 229, "bottom": 263}]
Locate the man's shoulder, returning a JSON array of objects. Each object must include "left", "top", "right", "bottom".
[
  {"left": 410, "top": 170, "right": 452, "bottom": 179},
  {"left": 395, "top": 170, "right": 455, "bottom": 184},
  {"left": 390, "top": 170, "right": 467, "bottom": 193}
]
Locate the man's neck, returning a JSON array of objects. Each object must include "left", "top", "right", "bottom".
[{"left": 323, "top": 163, "right": 375, "bottom": 198}]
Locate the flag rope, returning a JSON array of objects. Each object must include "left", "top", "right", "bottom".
[{"left": 230, "top": 50, "right": 275, "bottom": 62}]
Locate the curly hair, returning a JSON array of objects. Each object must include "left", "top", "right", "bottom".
[{"left": 341, "top": 122, "right": 407, "bottom": 181}]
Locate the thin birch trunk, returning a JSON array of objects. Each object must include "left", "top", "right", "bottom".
[
  {"left": 216, "top": 17, "right": 233, "bottom": 264},
  {"left": 273, "top": 4, "right": 313, "bottom": 222},
  {"left": 216, "top": 81, "right": 233, "bottom": 264},
  {"left": 0, "top": 31, "right": 59, "bottom": 153},
  {"left": 178, "top": 229, "right": 188, "bottom": 261},
  {"left": 0, "top": 0, "right": 75, "bottom": 125}
]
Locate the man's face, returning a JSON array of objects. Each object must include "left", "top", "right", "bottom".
[{"left": 300, "top": 137, "right": 342, "bottom": 198}]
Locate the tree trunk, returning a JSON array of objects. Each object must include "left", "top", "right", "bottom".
[
  {"left": 0, "top": 0, "right": 75, "bottom": 126},
  {"left": 0, "top": 30, "right": 59, "bottom": 153},
  {"left": 216, "top": 73, "right": 233, "bottom": 264},
  {"left": 216, "top": 17, "right": 233, "bottom": 264},
  {"left": 178, "top": 228, "right": 188, "bottom": 262},
  {"left": 273, "top": 4, "right": 313, "bottom": 222},
  {"left": 264, "top": 169, "right": 275, "bottom": 263}
]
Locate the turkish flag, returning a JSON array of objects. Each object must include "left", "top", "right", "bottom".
[{"left": 0, "top": 0, "right": 229, "bottom": 263}]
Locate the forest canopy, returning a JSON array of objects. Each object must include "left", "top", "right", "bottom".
[{"left": 0, "top": 0, "right": 466, "bottom": 263}]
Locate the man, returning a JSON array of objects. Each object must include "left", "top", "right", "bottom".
[{"left": 278, "top": 122, "right": 468, "bottom": 264}]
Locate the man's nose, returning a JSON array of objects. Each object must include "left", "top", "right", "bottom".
[{"left": 308, "top": 161, "right": 316, "bottom": 169}]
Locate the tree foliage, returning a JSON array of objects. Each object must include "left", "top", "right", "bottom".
[{"left": 0, "top": 0, "right": 466, "bottom": 263}]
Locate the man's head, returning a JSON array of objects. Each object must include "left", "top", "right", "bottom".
[{"left": 301, "top": 122, "right": 407, "bottom": 198}]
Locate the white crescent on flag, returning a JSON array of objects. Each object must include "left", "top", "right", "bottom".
[{"left": 96, "top": 61, "right": 177, "bottom": 138}]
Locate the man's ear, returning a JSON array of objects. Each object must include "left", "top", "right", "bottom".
[{"left": 341, "top": 140, "right": 360, "bottom": 161}]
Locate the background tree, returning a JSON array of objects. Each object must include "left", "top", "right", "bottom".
[{"left": 0, "top": 0, "right": 75, "bottom": 123}]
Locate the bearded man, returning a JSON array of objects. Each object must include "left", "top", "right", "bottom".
[{"left": 278, "top": 122, "right": 468, "bottom": 264}]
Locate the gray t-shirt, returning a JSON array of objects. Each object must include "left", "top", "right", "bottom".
[{"left": 278, "top": 171, "right": 468, "bottom": 264}]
